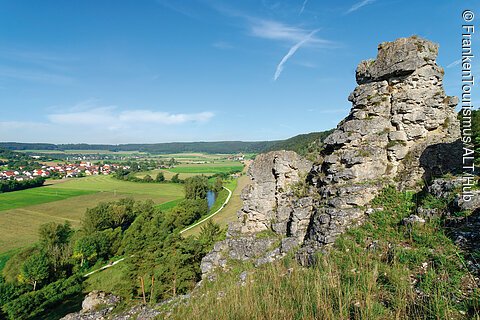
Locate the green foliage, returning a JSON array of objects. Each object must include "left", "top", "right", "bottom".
[
  {"left": 20, "top": 251, "right": 50, "bottom": 291},
  {"left": 0, "top": 177, "right": 45, "bottom": 193},
  {"left": 117, "top": 198, "right": 220, "bottom": 303},
  {"left": 156, "top": 172, "right": 165, "bottom": 182},
  {"left": 386, "top": 140, "right": 407, "bottom": 148},
  {"left": 289, "top": 172, "right": 309, "bottom": 198},
  {"left": 3, "top": 247, "right": 40, "bottom": 283},
  {"left": 184, "top": 176, "right": 209, "bottom": 200},
  {"left": 165, "top": 199, "right": 209, "bottom": 230},
  {"left": 39, "top": 222, "right": 73, "bottom": 272},
  {"left": 212, "top": 176, "right": 223, "bottom": 193},
  {"left": 82, "top": 198, "right": 141, "bottom": 233},
  {"left": 143, "top": 174, "right": 153, "bottom": 182},
  {"left": 265, "top": 130, "right": 334, "bottom": 157},
  {"left": 72, "top": 229, "right": 120, "bottom": 268},
  {"left": 171, "top": 186, "right": 478, "bottom": 319},
  {"left": 0, "top": 148, "right": 44, "bottom": 171},
  {"left": 171, "top": 173, "right": 181, "bottom": 183},
  {"left": 1, "top": 275, "right": 82, "bottom": 320},
  {"left": 197, "top": 220, "right": 224, "bottom": 254},
  {"left": 168, "top": 165, "right": 243, "bottom": 174}
]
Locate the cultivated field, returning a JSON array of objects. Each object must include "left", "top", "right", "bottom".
[
  {"left": 0, "top": 175, "right": 184, "bottom": 253},
  {"left": 135, "top": 161, "right": 244, "bottom": 180}
]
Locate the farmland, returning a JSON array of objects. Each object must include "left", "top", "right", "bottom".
[
  {"left": 0, "top": 175, "right": 184, "bottom": 253},
  {"left": 0, "top": 153, "right": 245, "bottom": 254},
  {"left": 135, "top": 160, "right": 244, "bottom": 180}
]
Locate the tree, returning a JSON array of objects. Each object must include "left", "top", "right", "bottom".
[
  {"left": 168, "top": 158, "right": 177, "bottom": 167},
  {"left": 155, "top": 172, "right": 165, "bottom": 182},
  {"left": 20, "top": 251, "right": 50, "bottom": 291},
  {"left": 213, "top": 177, "right": 223, "bottom": 193},
  {"left": 184, "top": 176, "right": 209, "bottom": 200},
  {"left": 82, "top": 198, "right": 138, "bottom": 233},
  {"left": 171, "top": 173, "right": 180, "bottom": 183},
  {"left": 72, "top": 236, "right": 97, "bottom": 267},
  {"left": 143, "top": 174, "right": 153, "bottom": 183},
  {"left": 38, "top": 222, "right": 73, "bottom": 272}
]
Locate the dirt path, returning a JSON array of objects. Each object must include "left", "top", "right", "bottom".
[{"left": 179, "top": 186, "right": 232, "bottom": 234}]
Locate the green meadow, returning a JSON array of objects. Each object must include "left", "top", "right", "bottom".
[
  {"left": 168, "top": 164, "right": 243, "bottom": 174},
  {"left": 0, "top": 175, "right": 184, "bottom": 253},
  {"left": 135, "top": 160, "right": 244, "bottom": 180},
  {"left": 0, "top": 188, "right": 95, "bottom": 211}
]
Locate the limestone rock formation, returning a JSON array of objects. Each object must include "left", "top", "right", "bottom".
[
  {"left": 302, "top": 36, "right": 461, "bottom": 256},
  {"left": 201, "top": 35, "right": 462, "bottom": 276},
  {"left": 61, "top": 290, "right": 188, "bottom": 319},
  {"left": 238, "top": 150, "right": 313, "bottom": 240},
  {"left": 61, "top": 291, "right": 121, "bottom": 320},
  {"left": 201, "top": 151, "right": 313, "bottom": 275}
]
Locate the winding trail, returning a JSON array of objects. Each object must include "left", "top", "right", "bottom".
[
  {"left": 83, "top": 257, "right": 127, "bottom": 277},
  {"left": 84, "top": 185, "right": 233, "bottom": 277},
  {"left": 180, "top": 186, "right": 232, "bottom": 234}
]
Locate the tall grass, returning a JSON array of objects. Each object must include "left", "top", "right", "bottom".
[{"left": 170, "top": 187, "right": 479, "bottom": 320}]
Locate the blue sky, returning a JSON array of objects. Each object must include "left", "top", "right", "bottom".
[{"left": 0, "top": 0, "right": 478, "bottom": 144}]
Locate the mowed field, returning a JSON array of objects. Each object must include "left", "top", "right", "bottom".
[
  {"left": 0, "top": 175, "right": 184, "bottom": 253},
  {"left": 136, "top": 161, "right": 244, "bottom": 180}
]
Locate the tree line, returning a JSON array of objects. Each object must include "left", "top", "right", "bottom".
[
  {"left": 0, "top": 130, "right": 334, "bottom": 154},
  {"left": 0, "top": 177, "right": 45, "bottom": 193}
]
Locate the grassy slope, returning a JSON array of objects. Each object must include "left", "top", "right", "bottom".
[
  {"left": 0, "top": 176, "right": 184, "bottom": 253},
  {"left": 171, "top": 187, "right": 480, "bottom": 320},
  {"left": 0, "top": 249, "right": 19, "bottom": 273}
]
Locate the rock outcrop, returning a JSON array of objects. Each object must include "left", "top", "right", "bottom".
[
  {"left": 238, "top": 151, "right": 313, "bottom": 240},
  {"left": 61, "top": 291, "right": 191, "bottom": 320},
  {"left": 201, "top": 36, "right": 462, "bottom": 276},
  {"left": 61, "top": 291, "right": 122, "bottom": 320},
  {"left": 301, "top": 36, "right": 461, "bottom": 257}
]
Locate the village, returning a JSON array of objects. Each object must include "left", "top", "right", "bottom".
[{"left": 0, "top": 161, "right": 127, "bottom": 181}]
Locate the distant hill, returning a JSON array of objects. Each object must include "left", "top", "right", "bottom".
[
  {"left": 0, "top": 131, "right": 333, "bottom": 155},
  {"left": 265, "top": 130, "right": 334, "bottom": 156}
]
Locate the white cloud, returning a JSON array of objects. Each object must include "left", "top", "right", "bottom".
[
  {"left": 119, "top": 110, "right": 214, "bottom": 124},
  {"left": 1, "top": 102, "right": 216, "bottom": 143},
  {"left": 250, "top": 19, "right": 331, "bottom": 47},
  {"left": 48, "top": 106, "right": 214, "bottom": 128},
  {"left": 346, "top": 0, "right": 376, "bottom": 14},
  {"left": 274, "top": 30, "right": 318, "bottom": 81},
  {"left": 48, "top": 107, "right": 117, "bottom": 126}
]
